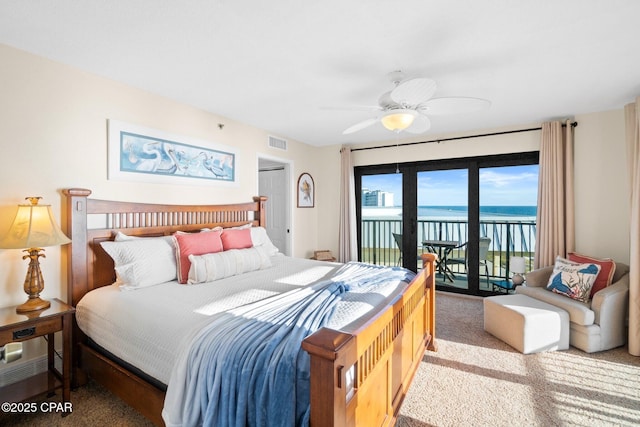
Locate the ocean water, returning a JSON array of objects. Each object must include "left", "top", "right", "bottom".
[
  {"left": 421, "top": 205, "right": 536, "bottom": 220},
  {"left": 363, "top": 205, "right": 537, "bottom": 220}
]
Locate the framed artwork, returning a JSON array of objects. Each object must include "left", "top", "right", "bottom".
[
  {"left": 108, "top": 120, "right": 236, "bottom": 186},
  {"left": 297, "top": 173, "right": 315, "bottom": 208}
]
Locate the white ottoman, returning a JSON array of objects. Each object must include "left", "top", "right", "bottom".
[{"left": 484, "top": 294, "right": 570, "bottom": 354}]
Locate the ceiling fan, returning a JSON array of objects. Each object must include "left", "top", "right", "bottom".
[{"left": 341, "top": 71, "right": 490, "bottom": 135}]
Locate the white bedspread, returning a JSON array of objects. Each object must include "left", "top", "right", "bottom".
[{"left": 75, "top": 255, "right": 407, "bottom": 385}]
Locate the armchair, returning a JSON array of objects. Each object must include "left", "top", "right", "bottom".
[{"left": 515, "top": 262, "right": 630, "bottom": 353}]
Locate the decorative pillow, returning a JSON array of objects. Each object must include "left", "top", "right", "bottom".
[
  {"left": 187, "top": 246, "right": 272, "bottom": 284},
  {"left": 568, "top": 252, "right": 616, "bottom": 297},
  {"left": 546, "top": 256, "right": 601, "bottom": 303},
  {"left": 101, "top": 239, "right": 177, "bottom": 290},
  {"left": 221, "top": 228, "right": 253, "bottom": 250},
  {"left": 173, "top": 230, "right": 223, "bottom": 284},
  {"left": 249, "top": 227, "right": 280, "bottom": 256}
]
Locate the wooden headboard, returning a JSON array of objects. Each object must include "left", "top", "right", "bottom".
[{"left": 62, "top": 188, "right": 266, "bottom": 308}]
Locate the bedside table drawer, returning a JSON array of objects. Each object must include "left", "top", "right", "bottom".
[{"left": 0, "top": 317, "right": 62, "bottom": 344}]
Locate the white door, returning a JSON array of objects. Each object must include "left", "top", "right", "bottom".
[{"left": 258, "top": 164, "right": 289, "bottom": 255}]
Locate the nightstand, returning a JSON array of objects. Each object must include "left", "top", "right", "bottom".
[{"left": 0, "top": 298, "right": 74, "bottom": 409}]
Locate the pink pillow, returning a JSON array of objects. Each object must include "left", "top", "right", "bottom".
[
  {"left": 221, "top": 228, "right": 253, "bottom": 250},
  {"left": 568, "top": 252, "right": 616, "bottom": 297},
  {"left": 173, "top": 230, "right": 223, "bottom": 284}
]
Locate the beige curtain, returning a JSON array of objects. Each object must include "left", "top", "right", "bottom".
[
  {"left": 534, "top": 120, "right": 575, "bottom": 269},
  {"left": 338, "top": 147, "right": 357, "bottom": 262},
  {"left": 624, "top": 98, "right": 640, "bottom": 356}
]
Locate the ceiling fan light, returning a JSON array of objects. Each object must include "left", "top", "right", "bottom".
[{"left": 380, "top": 110, "right": 417, "bottom": 132}]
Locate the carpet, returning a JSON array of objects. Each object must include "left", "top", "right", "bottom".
[
  {"left": 1, "top": 292, "right": 638, "bottom": 426},
  {"left": 397, "top": 292, "right": 640, "bottom": 427}
]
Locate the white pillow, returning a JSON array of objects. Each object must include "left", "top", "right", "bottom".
[
  {"left": 101, "top": 238, "right": 177, "bottom": 290},
  {"left": 199, "top": 226, "right": 224, "bottom": 232},
  {"left": 187, "top": 246, "right": 272, "bottom": 284},
  {"left": 114, "top": 231, "right": 175, "bottom": 245},
  {"left": 249, "top": 227, "right": 280, "bottom": 256}
]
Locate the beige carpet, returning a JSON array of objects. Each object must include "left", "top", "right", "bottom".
[
  {"left": 2, "top": 292, "right": 639, "bottom": 426},
  {"left": 397, "top": 292, "right": 640, "bottom": 427}
]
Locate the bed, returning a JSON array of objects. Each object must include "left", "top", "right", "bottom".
[{"left": 62, "top": 188, "right": 436, "bottom": 426}]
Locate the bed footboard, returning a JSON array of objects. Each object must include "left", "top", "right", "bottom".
[{"left": 302, "top": 254, "right": 436, "bottom": 427}]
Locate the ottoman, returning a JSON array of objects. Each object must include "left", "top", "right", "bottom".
[{"left": 484, "top": 294, "right": 570, "bottom": 354}]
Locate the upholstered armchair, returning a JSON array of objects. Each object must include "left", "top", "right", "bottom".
[{"left": 515, "top": 262, "right": 630, "bottom": 353}]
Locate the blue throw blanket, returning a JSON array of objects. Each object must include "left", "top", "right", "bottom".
[{"left": 163, "top": 262, "right": 415, "bottom": 427}]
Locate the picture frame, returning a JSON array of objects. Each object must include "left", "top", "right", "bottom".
[
  {"left": 297, "top": 173, "right": 315, "bottom": 208},
  {"left": 108, "top": 120, "right": 237, "bottom": 186}
]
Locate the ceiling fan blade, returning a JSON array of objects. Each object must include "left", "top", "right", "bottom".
[
  {"left": 420, "top": 97, "right": 491, "bottom": 115},
  {"left": 406, "top": 114, "right": 431, "bottom": 134},
  {"left": 343, "top": 117, "right": 378, "bottom": 135},
  {"left": 390, "top": 78, "right": 437, "bottom": 106}
]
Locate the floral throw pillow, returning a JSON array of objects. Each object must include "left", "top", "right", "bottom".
[{"left": 546, "top": 256, "right": 601, "bottom": 303}]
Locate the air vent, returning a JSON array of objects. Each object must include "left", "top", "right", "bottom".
[
  {"left": 0, "top": 354, "right": 54, "bottom": 387},
  {"left": 268, "top": 136, "right": 288, "bottom": 151}
]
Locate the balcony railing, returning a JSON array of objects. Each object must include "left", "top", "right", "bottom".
[{"left": 361, "top": 218, "right": 536, "bottom": 281}]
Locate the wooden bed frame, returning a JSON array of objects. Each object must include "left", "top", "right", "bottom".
[{"left": 63, "top": 188, "right": 436, "bottom": 427}]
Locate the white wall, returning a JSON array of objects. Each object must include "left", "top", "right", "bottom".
[{"left": 316, "top": 112, "right": 631, "bottom": 265}]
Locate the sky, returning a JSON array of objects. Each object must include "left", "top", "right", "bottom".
[{"left": 362, "top": 164, "right": 539, "bottom": 206}]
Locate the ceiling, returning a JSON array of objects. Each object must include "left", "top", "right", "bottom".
[{"left": 1, "top": 1, "right": 639, "bottom": 147}]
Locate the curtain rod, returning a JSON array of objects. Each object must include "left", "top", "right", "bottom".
[{"left": 350, "top": 121, "right": 578, "bottom": 152}]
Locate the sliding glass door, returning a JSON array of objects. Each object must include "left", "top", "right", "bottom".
[
  {"left": 479, "top": 164, "right": 539, "bottom": 293},
  {"left": 417, "top": 169, "right": 469, "bottom": 291},
  {"left": 355, "top": 152, "right": 539, "bottom": 296},
  {"left": 360, "top": 172, "right": 403, "bottom": 267}
]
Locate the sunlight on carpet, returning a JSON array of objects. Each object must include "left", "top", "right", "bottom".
[
  {"left": 397, "top": 292, "right": 640, "bottom": 427},
  {"left": 0, "top": 291, "right": 637, "bottom": 426}
]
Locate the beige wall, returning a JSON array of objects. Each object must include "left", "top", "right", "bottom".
[
  {"left": 316, "top": 112, "right": 631, "bottom": 265},
  {"left": 0, "top": 43, "right": 632, "bottom": 366},
  {"left": 0, "top": 44, "right": 322, "bottom": 311}
]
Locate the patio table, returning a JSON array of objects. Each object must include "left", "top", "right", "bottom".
[{"left": 423, "top": 239, "right": 459, "bottom": 282}]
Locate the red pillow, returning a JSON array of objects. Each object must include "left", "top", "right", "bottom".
[
  {"left": 173, "top": 230, "right": 223, "bottom": 284},
  {"left": 568, "top": 252, "right": 616, "bottom": 298},
  {"left": 221, "top": 228, "right": 253, "bottom": 250}
]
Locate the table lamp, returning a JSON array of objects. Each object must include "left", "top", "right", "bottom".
[
  {"left": 0, "top": 197, "right": 71, "bottom": 313},
  {"left": 510, "top": 256, "right": 526, "bottom": 286}
]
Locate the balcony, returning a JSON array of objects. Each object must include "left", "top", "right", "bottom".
[{"left": 361, "top": 218, "right": 536, "bottom": 292}]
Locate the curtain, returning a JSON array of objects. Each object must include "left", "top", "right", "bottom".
[
  {"left": 534, "top": 120, "right": 575, "bottom": 269},
  {"left": 338, "top": 147, "right": 357, "bottom": 262},
  {"left": 624, "top": 98, "right": 640, "bottom": 356}
]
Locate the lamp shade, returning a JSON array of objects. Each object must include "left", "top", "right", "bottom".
[
  {"left": 510, "top": 256, "right": 526, "bottom": 275},
  {"left": 0, "top": 198, "right": 71, "bottom": 249},
  {"left": 380, "top": 109, "right": 417, "bottom": 132}
]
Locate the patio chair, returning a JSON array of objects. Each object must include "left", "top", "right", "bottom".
[
  {"left": 392, "top": 232, "right": 403, "bottom": 266},
  {"left": 447, "top": 237, "right": 492, "bottom": 284}
]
